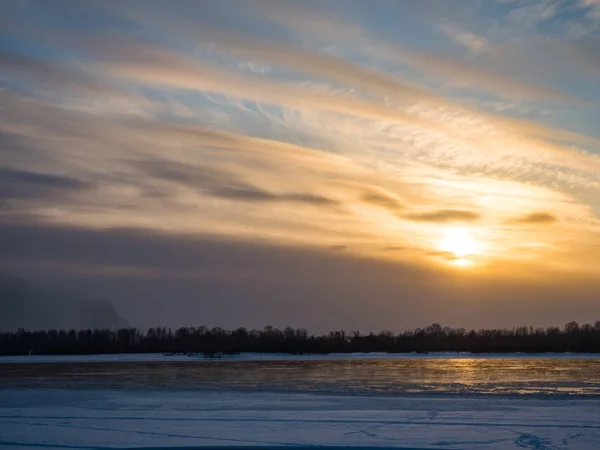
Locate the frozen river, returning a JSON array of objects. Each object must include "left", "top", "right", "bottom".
[
  {"left": 1, "top": 354, "right": 600, "bottom": 449},
  {"left": 2, "top": 354, "right": 600, "bottom": 396}
]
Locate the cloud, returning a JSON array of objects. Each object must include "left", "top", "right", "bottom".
[
  {"left": 0, "top": 50, "right": 133, "bottom": 99},
  {"left": 277, "top": 192, "right": 339, "bottom": 206},
  {"left": 7, "top": 20, "right": 600, "bottom": 167},
  {"left": 0, "top": 272, "right": 128, "bottom": 332},
  {"left": 172, "top": 16, "right": 585, "bottom": 106},
  {"left": 510, "top": 212, "right": 558, "bottom": 225},
  {"left": 360, "top": 190, "right": 404, "bottom": 212},
  {"left": 0, "top": 92, "right": 373, "bottom": 247},
  {"left": 401, "top": 50, "right": 578, "bottom": 103},
  {"left": 226, "top": 1, "right": 581, "bottom": 103},
  {"left": 81, "top": 33, "right": 599, "bottom": 167},
  {"left": 0, "top": 87, "right": 594, "bottom": 270},
  {"left": 138, "top": 159, "right": 339, "bottom": 206},
  {"left": 381, "top": 246, "right": 406, "bottom": 252},
  {"left": 427, "top": 250, "right": 463, "bottom": 261},
  {"left": 439, "top": 24, "right": 490, "bottom": 53},
  {"left": 209, "top": 185, "right": 338, "bottom": 205},
  {"left": 4, "top": 18, "right": 564, "bottom": 129},
  {"left": 0, "top": 167, "right": 92, "bottom": 201},
  {"left": 403, "top": 209, "right": 481, "bottom": 223},
  {"left": 0, "top": 77, "right": 596, "bottom": 269},
  {"left": 0, "top": 218, "right": 599, "bottom": 332},
  {"left": 0, "top": 218, "right": 445, "bottom": 331},
  {"left": 582, "top": 0, "right": 600, "bottom": 19},
  {"left": 0, "top": 1, "right": 598, "bottom": 286}
]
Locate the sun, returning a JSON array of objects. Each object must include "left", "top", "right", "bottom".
[
  {"left": 438, "top": 227, "right": 480, "bottom": 266},
  {"left": 440, "top": 227, "right": 478, "bottom": 257}
]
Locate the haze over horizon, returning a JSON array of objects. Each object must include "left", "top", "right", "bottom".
[{"left": 1, "top": 0, "right": 599, "bottom": 332}]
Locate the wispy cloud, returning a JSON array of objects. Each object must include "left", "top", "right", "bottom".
[
  {"left": 0, "top": 166, "right": 93, "bottom": 213},
  {"left": 0, "top": 0, "right": 598, "bottom": 281},
  {"left": 509, "top": 212, "right": 559, "bottom": 225},
  {"left": 439, "top": 24, "right": 490, "bottom": 53},
  {"left": 403, "top": 209, "right": 481, "bottom": 223},
  {"left": 360, "top": 190, "right": 405, "bottom": 212}
]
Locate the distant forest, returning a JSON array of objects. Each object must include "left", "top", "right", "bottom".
[{"left": 2, "top": 321, "right": 600, "bottom": 356}]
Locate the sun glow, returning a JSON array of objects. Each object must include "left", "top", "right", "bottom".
[
  {"left": 438, "top": 227, "right": 481, "bottom": 267},
  {"left": 452, "top": 258, "right": 473, "bottom": 267}
]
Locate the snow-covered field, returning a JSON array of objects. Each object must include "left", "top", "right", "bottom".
[
  {"left": 0, "top": 388, "right": 599, "bottom": 450},
  {"left": 2, "top": 354, "right": 600, "bottom": 449},
  {"left": 2, "top": 352, "right": 600, "bottom": 364}
]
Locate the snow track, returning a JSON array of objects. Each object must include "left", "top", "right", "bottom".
[{"left": 0, "top": 390, "right": 599, "bottom": 449}]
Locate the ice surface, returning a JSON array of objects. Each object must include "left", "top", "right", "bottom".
[
  {"left": 2, "top": 352, "right": 600, "bottom": 364},
  {"left": 0, "top": 388, "right": 599, "bottom": 450}
]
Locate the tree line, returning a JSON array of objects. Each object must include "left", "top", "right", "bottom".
[{"left": 2, "top": 321, "right": 600, "bottom": 356}]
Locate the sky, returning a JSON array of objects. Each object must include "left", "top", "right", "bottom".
[{"left": 1, "top": 0, "right": 600, "bottom": 332}]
